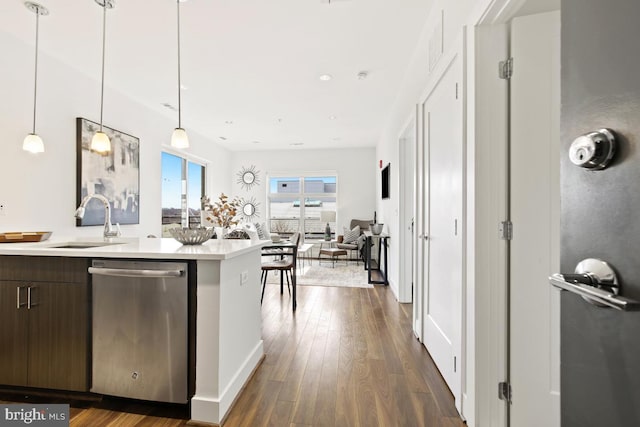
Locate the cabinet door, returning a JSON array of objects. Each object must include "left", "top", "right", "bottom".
[
  {"left": 27, "top": 281, "right": 89, "bottom": 391},
  {"left": 0, "top": 281, "right": 28, "bottom": 386}
]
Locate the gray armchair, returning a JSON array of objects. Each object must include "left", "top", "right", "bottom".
[{"left": 336, "top": 219, "right": 372, "bottom": 263}]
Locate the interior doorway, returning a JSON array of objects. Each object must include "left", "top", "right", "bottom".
[
  {"left": 416, "top": 32, "right": 466, "bottom": 413},
  {"left": 398, "top": 114, "right": 416, "bottom": 303}
]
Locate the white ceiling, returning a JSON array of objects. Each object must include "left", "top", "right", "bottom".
[{"left": 2, "top": 0, "right": 434, "bottom": 151}]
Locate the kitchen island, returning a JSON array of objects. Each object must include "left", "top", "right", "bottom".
[{"left": 0, "top": 236, "right": 268, "bottom": 426}]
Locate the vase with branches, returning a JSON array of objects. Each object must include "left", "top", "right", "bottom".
[{"left": 201, "top": 193, "right": 242, "bottom": 230}]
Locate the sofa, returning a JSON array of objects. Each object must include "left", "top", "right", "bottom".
[{"left": 336, "top": 219, "right": 373, "bottom": 262}]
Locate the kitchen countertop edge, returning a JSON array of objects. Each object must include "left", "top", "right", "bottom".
[{"left": 0, "top": 237, "right": 271, "bottom": 261}]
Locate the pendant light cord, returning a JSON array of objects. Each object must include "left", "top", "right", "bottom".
[
  {"left": 177, "top": 0, "right": 182, "bottom": 128},
  {"left": 32, "top": 8, "right": 40, "bottom": 134},
  {"left": 99, "top": 2, "right": 107, "bottom": 132}
]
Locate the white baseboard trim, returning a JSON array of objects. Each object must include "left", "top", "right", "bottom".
[
  {"left": 190, "top": 340, "right": 264, "bottom": 425},
  {"left": 389, "top": 278, "right": 399, "bottom": 300}
]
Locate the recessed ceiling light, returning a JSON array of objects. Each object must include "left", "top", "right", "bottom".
[
  {"left": 357, "top": 71, "right": 368, "bottom": 80},
  {"left": 219, "top": 136, "right": 227, "bottom": 141},
  {"left": 162, "top": 102, "right": 177, "bottom": 111},
  {"left": 225, "top": 120, "right": 233, "bottom": 125},
  {"left": 319, "top": 74, "right": 332, "bottom": 81},
  {"left": 252, "top": 140, "right": 261, "bottom": 144},
  {"left": 329, "top": 115, "right": 337, "bottom": 120}
]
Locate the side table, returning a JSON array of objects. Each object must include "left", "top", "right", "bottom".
[
  {"left": 363, "top": 231, "right": 389, "bottom": 285},
  {"left": 298, "top": 243, "right": 314, "bottom": 269}
]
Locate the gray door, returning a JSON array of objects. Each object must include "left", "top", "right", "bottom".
[{"left": 559, "top": 0, "right": 640, "bottom": 425}]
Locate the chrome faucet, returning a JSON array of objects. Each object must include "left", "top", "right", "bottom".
[{"left": 75, "top": 194, "right": 121, "bottom": 238}]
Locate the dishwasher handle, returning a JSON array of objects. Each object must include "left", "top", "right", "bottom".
[{"left": 88, "top": 266, "right": 184, "bottom": 278}]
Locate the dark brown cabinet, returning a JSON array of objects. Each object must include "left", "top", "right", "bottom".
[{"left": 0, "top": 256, "right": 90, "bottom": 392}]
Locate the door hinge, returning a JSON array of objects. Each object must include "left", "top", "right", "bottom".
[
  {"left": 499, "top": 381, "right": 512, "bottom": 403},
  {"left": 499, "top": 220, "right": 513, "bottom": 240},
  {"left": 499, "top": 57, "right": 513, "bottom": 79},
  {"left": 455, "top": 82, "right": 459, "bottom": 99},
  {"left": 454, "top": 356, "right": 457, "bottom": 372}
]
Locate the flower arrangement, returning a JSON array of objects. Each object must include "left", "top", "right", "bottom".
[{"left": 201, "top": 193, "right": 242, "bottom": 229}]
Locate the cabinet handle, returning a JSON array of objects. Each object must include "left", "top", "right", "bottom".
[
  {"left": 16, "top": 286, "right": 27, "bottom": 309},
  {"left": 26, "top": 286, "right": 39, "bottom": 310}
]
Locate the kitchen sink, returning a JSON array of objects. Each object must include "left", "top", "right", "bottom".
[{"left": 44, "top": 242, "right": 124, "bottom": 249}]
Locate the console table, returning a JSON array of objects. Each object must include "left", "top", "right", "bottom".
[{"left": 363, "top": 231, "right": 389, "bottom": 285}]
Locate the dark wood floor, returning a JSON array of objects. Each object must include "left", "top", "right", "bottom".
[{"left": 1, "top": 284, "right": 464, "bottom": 427}]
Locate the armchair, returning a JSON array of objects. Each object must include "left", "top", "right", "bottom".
[{"left": 336, "top": 219, "right": 372, "bottom": 263}]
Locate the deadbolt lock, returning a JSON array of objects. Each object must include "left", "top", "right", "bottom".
[{"left": 569, "top": 128, "right": 616, "bottom": 170}]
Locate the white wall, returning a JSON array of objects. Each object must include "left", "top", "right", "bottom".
[
  {"left": 229, "top": 148, "right": 376, "bottom": 234},
  {"left": 0, "top": 31, "right": 231, "bottom": 238}
]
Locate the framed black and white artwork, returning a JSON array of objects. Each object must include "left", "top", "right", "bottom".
[{"left": 76, "top": 117, "right": 140, "bottom": 226}]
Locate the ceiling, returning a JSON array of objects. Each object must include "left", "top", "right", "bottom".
[{"left": 1, "top": 0, "right": 434, "bottom": 151}]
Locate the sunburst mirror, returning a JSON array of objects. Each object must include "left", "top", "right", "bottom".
[
  {"left": 237, "top": 165, "right": 261, "bottom": 191},
  {"left": 239, "top": 197, "right": 260, "bottom": 221}
]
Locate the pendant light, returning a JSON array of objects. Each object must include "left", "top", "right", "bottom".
[
  {"left": 23, "top": 2, "right": 49, "bottom": 154},
  {"left": 91, "top": 0, "right": 114, "bottom": 154},
  {"left": 171, "top": 0, "right": 189, "bottom": 149}
]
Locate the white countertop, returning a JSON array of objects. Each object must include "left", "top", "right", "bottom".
[{"left": 0, "top": 236, "right": 270, "bottom": 260}]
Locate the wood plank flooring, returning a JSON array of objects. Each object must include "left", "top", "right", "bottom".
[{"left": 1, "top": 284, "right": 464, "bottom": 427}]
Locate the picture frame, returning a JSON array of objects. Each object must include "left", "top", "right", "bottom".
[{"left": 76, "top": 117, "right": 140, "bottom": 226}]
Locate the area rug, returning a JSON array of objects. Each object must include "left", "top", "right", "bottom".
[{"left": 265, "top": 263, "right": 373, "bottom": 289}]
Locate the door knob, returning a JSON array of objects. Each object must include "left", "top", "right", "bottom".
[
  {"left": 568, "top": 128, "right": 616, "bottom": 170},
  {"left": 549, "top": 258, "right": 640, "bottom": 310}
]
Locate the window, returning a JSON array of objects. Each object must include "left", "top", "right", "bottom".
[
  {"left": 268, "top": 175, "right": 337, "bottom": 241},
  {"left": 161, "top": 152, "right": 206, "bottom": 236}
]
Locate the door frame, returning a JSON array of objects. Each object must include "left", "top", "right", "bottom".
[
  {"left": 415, "top": 29, "right": 467, "bottom": 414},
  {"left": 398, "top": 110, "right": 417, "bottom": 304},
  {"left": 470, "top": 0, "right": 557, "bottom": 426}
]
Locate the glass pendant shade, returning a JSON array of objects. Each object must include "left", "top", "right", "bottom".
[
  {"left": 23, "top": 133, "right": 44, "bottom": 153},
  {"left": 91, "top": 131, "right": 111, "bottom": 153},
  {"left": 171, "top": 127, "right": 189, "bottom": 149}
]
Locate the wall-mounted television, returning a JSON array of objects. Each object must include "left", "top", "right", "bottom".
[{"left": 381, "top": 163, "right": 390, "bottom": 200}]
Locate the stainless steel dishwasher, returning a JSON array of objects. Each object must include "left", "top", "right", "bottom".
[{"left": 89, "top": 259, "right": 188, "bottom": 404}]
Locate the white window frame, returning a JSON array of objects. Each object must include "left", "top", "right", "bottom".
[
  {"left": 162, "top": 148, "right": 209, "bottom": 233},
  {"left": 266, "top": 171, "right": 338, "bottom": 241}
]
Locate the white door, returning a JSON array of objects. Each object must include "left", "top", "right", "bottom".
[
  {"left": 399, "top": 116, "right": 416, "bottom": 304},
  {"left": 422, "top": 47, "right": 464, "bottom": 410},
  {"left": 510, "top": 11, "right": 560, "bottom": 427}
]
